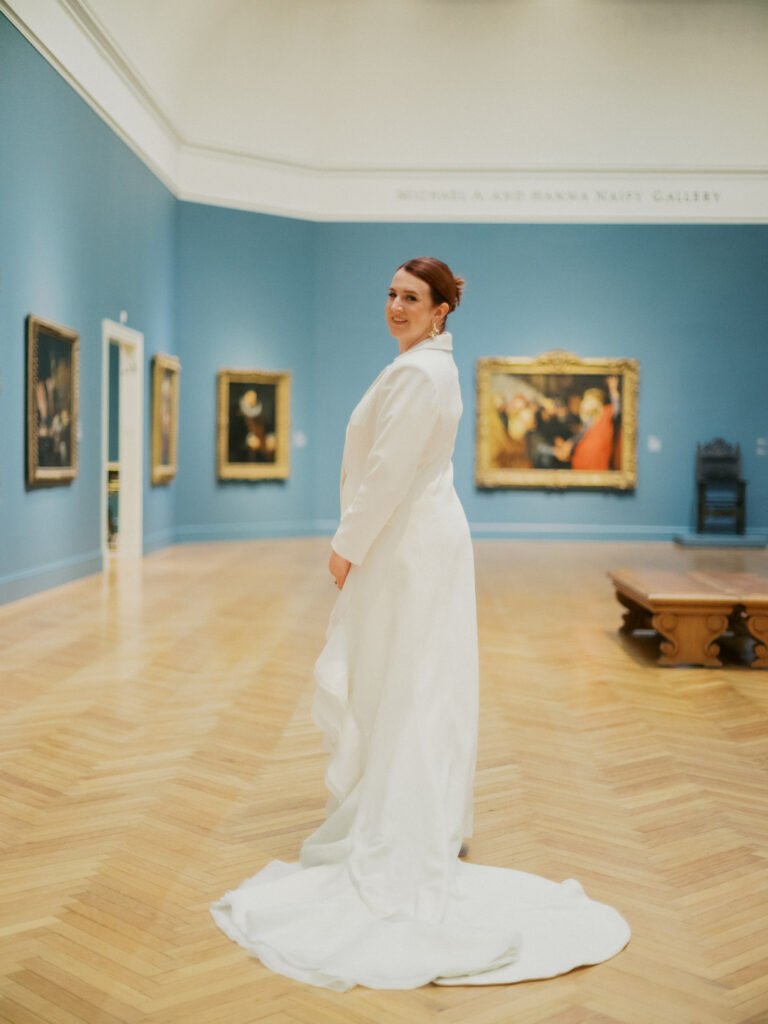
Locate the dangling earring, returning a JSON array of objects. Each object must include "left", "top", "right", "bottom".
[{"left": 429, "top": 321, "right": 440, "bottom": 339}]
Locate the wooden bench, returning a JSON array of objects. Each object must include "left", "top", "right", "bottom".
[{"left": 608, "top": 570, "right": 768, "bottom": 668}]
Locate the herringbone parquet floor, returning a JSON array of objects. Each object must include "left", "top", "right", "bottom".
[{"left": 1, "top": 538, "right": 767, "bottom": 1024}]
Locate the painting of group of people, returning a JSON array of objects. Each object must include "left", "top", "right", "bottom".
[{"left": 476, "top": 352, "right": 638, "bottom": 489}]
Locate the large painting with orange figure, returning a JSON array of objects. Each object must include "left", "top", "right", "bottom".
[{"left": 475, "top": 352, "right": 638, "bottom": 490}]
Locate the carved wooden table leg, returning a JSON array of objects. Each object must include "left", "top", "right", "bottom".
[
  {"left": 609, "top": 571, "right": 768, "bottom": 668},
  {"left": 615, "top": 591, "right": 653, "bottom": 634},
  {"left": 742, "top": 607, "right": 768, "bottom": 669},
  {"left": 651, "top": 607, "right": 731, "bottom": 667}
]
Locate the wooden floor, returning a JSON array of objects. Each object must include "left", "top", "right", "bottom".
[{"left": 2, "top": 538, "right": 768, "bottom": 1024}]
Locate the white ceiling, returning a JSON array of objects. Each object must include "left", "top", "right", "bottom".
[
  {"left": 74, "top": 0, "right": 768, "bottom": 170},
  {"left": 5, "top": 0, "right": 768, "bottom": 219}
]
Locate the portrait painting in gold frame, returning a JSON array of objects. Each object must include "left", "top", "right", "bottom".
[
  {"left": 476, "top": 351, "right": 639, "bottom": 490},
  {"left": 217, "top": 369, "right": 291, "bottom": 481},
  {"left": 26, "top": 315, "right": 79, "bottom": 488},
  {"left": 151, "top": 353, "right": 181, "bottom": 485}
]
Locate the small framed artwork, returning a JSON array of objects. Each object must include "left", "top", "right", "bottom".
[
  {"left": 217, "top": 369, "right": 291, "bottom": 480},
  {"left": 26, "top": 315, "right": 79, "bottom": 488},
  {"left": 475, "top": 350, "right": 639, "bottom": 490},
  {"left": 151, "top": 353, "right": 181, "bottom": 485}
]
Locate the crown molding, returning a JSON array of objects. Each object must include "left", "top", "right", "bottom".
[
  {"left": 4, "top": 0, "right": 768, "bottom": 223},
  {"left": 177, "top": 146, "right": 768, "bottom": 223}
]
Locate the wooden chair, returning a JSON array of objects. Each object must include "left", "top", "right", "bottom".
[{"left": 696, "top": 438, "right": 746, "bottom": 534}]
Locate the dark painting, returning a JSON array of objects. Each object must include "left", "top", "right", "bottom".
[
  {"left": 35, "top": 331, "right": 74, "bottom": 468},
  {"left": 226, "top": 381, "right": 278, "bottom": 464},
  {"left": 26, "top": 316, "right": 79, "bottom": 487}
]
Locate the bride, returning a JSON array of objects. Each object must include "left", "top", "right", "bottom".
[{"left": 211, "top": 257, "right": 630, "bottom": 990}]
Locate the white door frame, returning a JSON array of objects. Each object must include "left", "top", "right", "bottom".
[{"left": 101, "top": 320, "right": 144, "bottom": 561}]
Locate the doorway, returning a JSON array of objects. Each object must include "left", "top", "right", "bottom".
[{"left": 101, "top": 320, "right": 144, "bottom": 561}]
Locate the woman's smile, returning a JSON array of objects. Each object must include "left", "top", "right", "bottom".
[{"left": 385, "top": 268, "right": 447, "bottom": 353}]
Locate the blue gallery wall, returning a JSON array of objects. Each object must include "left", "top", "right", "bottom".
[
  {"left": 311, "top": 223, "right": 768, "bottom": 539},
  {"left": 174, "top": 202, "right": 317, "bottom": 540},
  {"left": 0, "top": 15, "right": 176, "bottom": 602},
  {"left": 178, "top": 213, "right": 767, "bottom": 542}
]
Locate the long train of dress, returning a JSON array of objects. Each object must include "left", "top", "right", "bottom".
[{"left": 211, "top": 496, "right": 630, "bottom": 991}]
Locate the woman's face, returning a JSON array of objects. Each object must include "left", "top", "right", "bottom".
[{"left": 385, "top": 269, "right": 447, "bottom": 350}]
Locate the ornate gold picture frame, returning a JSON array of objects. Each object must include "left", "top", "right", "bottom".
[
  {"left": 475, "top": 351, "right": 639, "bottom": 490},
  {"left": 217, "top": 369, "right": 291, "bottom": 480},
  {"left": 26, "top": 315, "right": 79, "bottom": 488},
  {"left": 151, "top": 353, "right": 181, "bottom": 485}
]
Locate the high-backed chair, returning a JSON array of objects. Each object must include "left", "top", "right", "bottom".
[{"left": 696, "top": 438, "right": 746, "bottom": 534}]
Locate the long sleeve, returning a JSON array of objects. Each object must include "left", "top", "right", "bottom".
[{"left": 332, "top": 363, "right": 440, "bottom": 566}]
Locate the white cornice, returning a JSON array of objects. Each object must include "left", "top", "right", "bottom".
[
  {"left": 3, "top": 0, "right": 768, "bottom": 223},
  {"left": 177, "top": 148, "right": 768, "bottom": 223}
]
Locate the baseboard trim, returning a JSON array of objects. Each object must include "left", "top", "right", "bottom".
[
  {"left": 170, "top": 521, "right": 768, "bottom": 544},
  {"left": 143, "top": 528, "right": 177, "bottom": 555},
  {"left": 468, "top": 522, "right": 692, "bottom": 542},
  {"left": 174, "top": 520, "right": 326, "bottom": 543},
  {"left": 0, "top": 549, "right": 103, "bottom": 606}
]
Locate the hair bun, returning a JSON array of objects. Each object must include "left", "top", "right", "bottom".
[{"left": 451, "top": 275, "right": 465, "bottom": 311}]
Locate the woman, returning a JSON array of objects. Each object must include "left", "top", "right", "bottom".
[{"left": 211, "top": 257, "right": 630, "bottom": 991}]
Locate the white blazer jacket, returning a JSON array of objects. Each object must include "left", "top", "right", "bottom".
[{"left": 332, "top": 333, "right": 463, "bottom": 567}]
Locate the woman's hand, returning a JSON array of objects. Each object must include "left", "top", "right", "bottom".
[{"left": 329, "top": 548, "right": 352, "bottom": 590}]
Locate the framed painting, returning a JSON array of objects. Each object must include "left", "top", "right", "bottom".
[
  {"left": 217, "top": 369, "right": 291, "bottom": 480},
  {"left": 475, "top": 351, "right": 639, "bottom": 489},
  {"left": 26, "top": 315, "right": 79, "bottom": 488},
  {"left": 151, "top": 353, "right": 181, "bottom": 485}
]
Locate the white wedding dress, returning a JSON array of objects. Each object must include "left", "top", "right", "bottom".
[{"left": 211, "top": 334, "right": 630, "bottom": 990}]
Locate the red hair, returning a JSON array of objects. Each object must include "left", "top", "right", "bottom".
[{"left": 398, "top": 257, "right": 465, "bottom": 318}]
